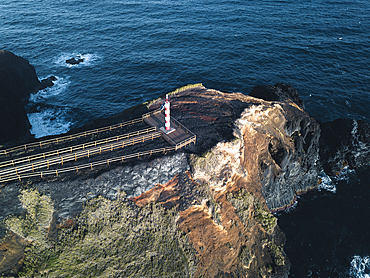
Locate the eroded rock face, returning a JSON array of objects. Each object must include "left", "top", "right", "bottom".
[
  {"left": 237, "top": 100, "right": 320, "bottom": 210},
  {"left": 137, "top": 84, "right": 322, "bottom": 276},
  {"left": 151, "top": 84, "right": 320, "bottom": 211},
  {"left": 0, "top": 51, "right": 56, "bottom": 145}
]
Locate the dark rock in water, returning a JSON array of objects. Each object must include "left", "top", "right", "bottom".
[
  {"left": 38, "top": 76, "right": 57, "bottom": 91},
  {"left": 0, "top": 50, "right": 41, "bottom": 145},
  {"left": 250, "top": 84, "right": 280, "bottom": 102},
  {"left": 66, "top": 57, "right": 84, "bottom": 65},
  {"left": 319, "top": 119, "right": 370, "bottom": 174},
  {"left": 250, "top": 83, "right": 304, "bottom": 109}
]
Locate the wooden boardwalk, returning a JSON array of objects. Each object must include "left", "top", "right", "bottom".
[
  {"left": 0, "top": 110, "right": 196, "bottom": 183},
  {"left": 143, "top": 110, "right": 195, "bottom": 146}
]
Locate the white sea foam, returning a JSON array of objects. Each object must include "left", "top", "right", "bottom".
[
  {"left": 332, "top": 166, "right": 356, "bottom": 182},
  {"left": 28, "top": 107, "right": 74, "bottom": 138},
  {"left": 318, "top": 171, "right": 336, "bottom": 193},
  {"left": 350, "top": 256, "right": 370, "bottom": 278},
  {"left": 55, "top": 53, "right": 101, "bottom": 68},
  {"left": 29, "top": 76, "right": 70, "bottom": 102}
]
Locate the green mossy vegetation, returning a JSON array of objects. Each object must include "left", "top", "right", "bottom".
[
  {"left": 239, "top": 245, "right": 253, "bottom": 268},
  {"left": 5, "top": 189, "right": 54, "bottom": 247},
  {"left": 188, "top": 149, "right": 218, "bottom": 176},
  {"left": 254, "top": 204, "right": 277, "bottom": 234},
  {"left": 143, "top": 83, "right": 204, "bottom": 108},
  {"left": 267, "top": 242, "right": 285, "bottom": 266},
  {"left": 226, "top": 189, "right": 254, "bottom": 229},
  {"left": 17, "top": 194, "right": 196, "bottom": 278}
]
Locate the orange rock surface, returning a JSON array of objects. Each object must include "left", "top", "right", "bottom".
[{"left": 130, "top": 84, "right": 322, "bottom": 277}]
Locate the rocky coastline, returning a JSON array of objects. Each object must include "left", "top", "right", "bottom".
[
  {"left": 0, "top": 50, "right": 56, "bottom": 146},
  {"left": 1, "top": 52, "right": 370, "bottom": 277}
]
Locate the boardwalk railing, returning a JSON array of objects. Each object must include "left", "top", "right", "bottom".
[
  {"left": 142, "top": 109, "right": 161, "bottom": 119},
  {"left": 175, "top": 135, "right": 196, "bottom": 150},
  {"left": 143, "top": 109, "right": 196, "bottom": 136},
  {"left": 0, "top": 117, "right": 144, "bottom": 156},
  {"left": 0, "top": 110, "right": 197, "bottom": 184},
  {"left": 0, "top": 131, "right": 161, "bottom": 180},
  {"left": 0, "top": 127, "right": 156, "bottom": 169},
  {"left": 170, "top": 116, "right": 196, "bottom": 137},
  {"left": 0, "top": 138, "right": 196, "bottom": 183}
]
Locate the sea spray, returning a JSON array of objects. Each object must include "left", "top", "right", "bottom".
[{"left": 350, "top": 256, "right": 370, "bottom": 278}]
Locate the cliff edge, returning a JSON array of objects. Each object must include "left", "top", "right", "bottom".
[{"left": 0, "top": 50, "right": 40, "bottom": 145}]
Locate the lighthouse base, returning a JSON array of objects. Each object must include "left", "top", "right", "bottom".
[{"left": 160, "top": 127, "right": 176, "bottom": 134}]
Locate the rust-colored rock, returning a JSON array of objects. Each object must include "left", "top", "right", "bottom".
[
  {"left": 130, "top": 83, "right": 321, "bottom": 277},
  {"left": 130, "top": 174, "right": 181, "bottom": 208}
]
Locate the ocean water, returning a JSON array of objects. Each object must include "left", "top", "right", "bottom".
[{"left": 1, "top": 0, "right": 370, "bottom": 276}]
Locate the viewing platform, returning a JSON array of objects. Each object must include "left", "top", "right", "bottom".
[{"left": 142, "top": 109, "right": 196, "bottom": 147}]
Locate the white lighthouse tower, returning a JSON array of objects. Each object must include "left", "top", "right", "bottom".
[{"left": 160, "top": 94, "right": 176, "bottom": 134}]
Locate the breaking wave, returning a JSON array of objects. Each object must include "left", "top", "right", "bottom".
[
  {"left": 29, "top": 76, "right": 70, "bottom": 103},
  {"left": 350, "top": 256, "right": 370, "bottom": 278},
  {"left": 332, "top": 166, "right": 356, "bottom": 182},
  {"left": 318, "top": 171, "right": 336, "bottom": 193},
  {"left": 27, "top": 76, "right": 74, "bottom": 138},
  {"left": 27, "top": 106, "right": 75, "bottom": 138}
]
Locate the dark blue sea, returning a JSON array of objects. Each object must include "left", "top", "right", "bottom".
[{"left": 1, "top": 0, "right": 370, "bottom": 276}]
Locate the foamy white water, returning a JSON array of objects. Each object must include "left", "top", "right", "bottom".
[
  {"left": 333, "top": 166, "right": 356, "bottom": 182},
  {"left": 318, "top": 171, "right": 336, "bottom": 193},
  {"left": 54, "top": 53, "right": 101, "bottom": 68},
  {"left": 29, "top": 76, "right": 70, "bottom": 103},
  {"left": 28, "top": 107, "right": 74, "bottom": 138},
  {"left": 350, "top": 256, "right": 370, "bottom": 278},
  {"left": 27, "top": 76, "right": 73, "bottom": 138}
]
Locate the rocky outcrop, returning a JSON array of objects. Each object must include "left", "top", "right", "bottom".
[
  {"left": 66, "top": 57, "right": 84, "bottom": 65},
  {"left": 38, "top": 75, "right": 57, "bottom": 91},
  {"left": 319, "top": 118, "right": 370, "bottom": 174},
  {"left": 0, "top": 50, "right": 40, "bottom": 144},
  {"left": 136, "top": 83, "right": 321, "bottom": 276},
  {"left": 0, "top": 51, "right": 40, "bottom": 103},
  {"left": 147, "top": 84, "right": 320, "bottom": 211},
  {"left": 0, "top": 84, "right": 326, "bottom": 277},
  {"left": 0, "top": 50, "right": 56, "bottom": 145}
]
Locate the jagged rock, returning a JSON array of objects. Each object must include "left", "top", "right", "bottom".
[
  {"left": 145, "top": 84, "right": 320, "bottom": 211},
  {"left": 0, "top": 50, "right": 40, "bottom": 145},
  {"left": 141, "top": 84, "right": 321, "bottom": 276},
  {"left": 38, "top": 75, "right": 56, "bottom": 91},
  {"left": 66, "top": 57, "right": 84, "bottom": 65},
  {"left": 250, "top": 83, "right": 304, "bottom": 110},
  {"left": 319, "top": 118, "right": 370, "bottom": 174}
]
